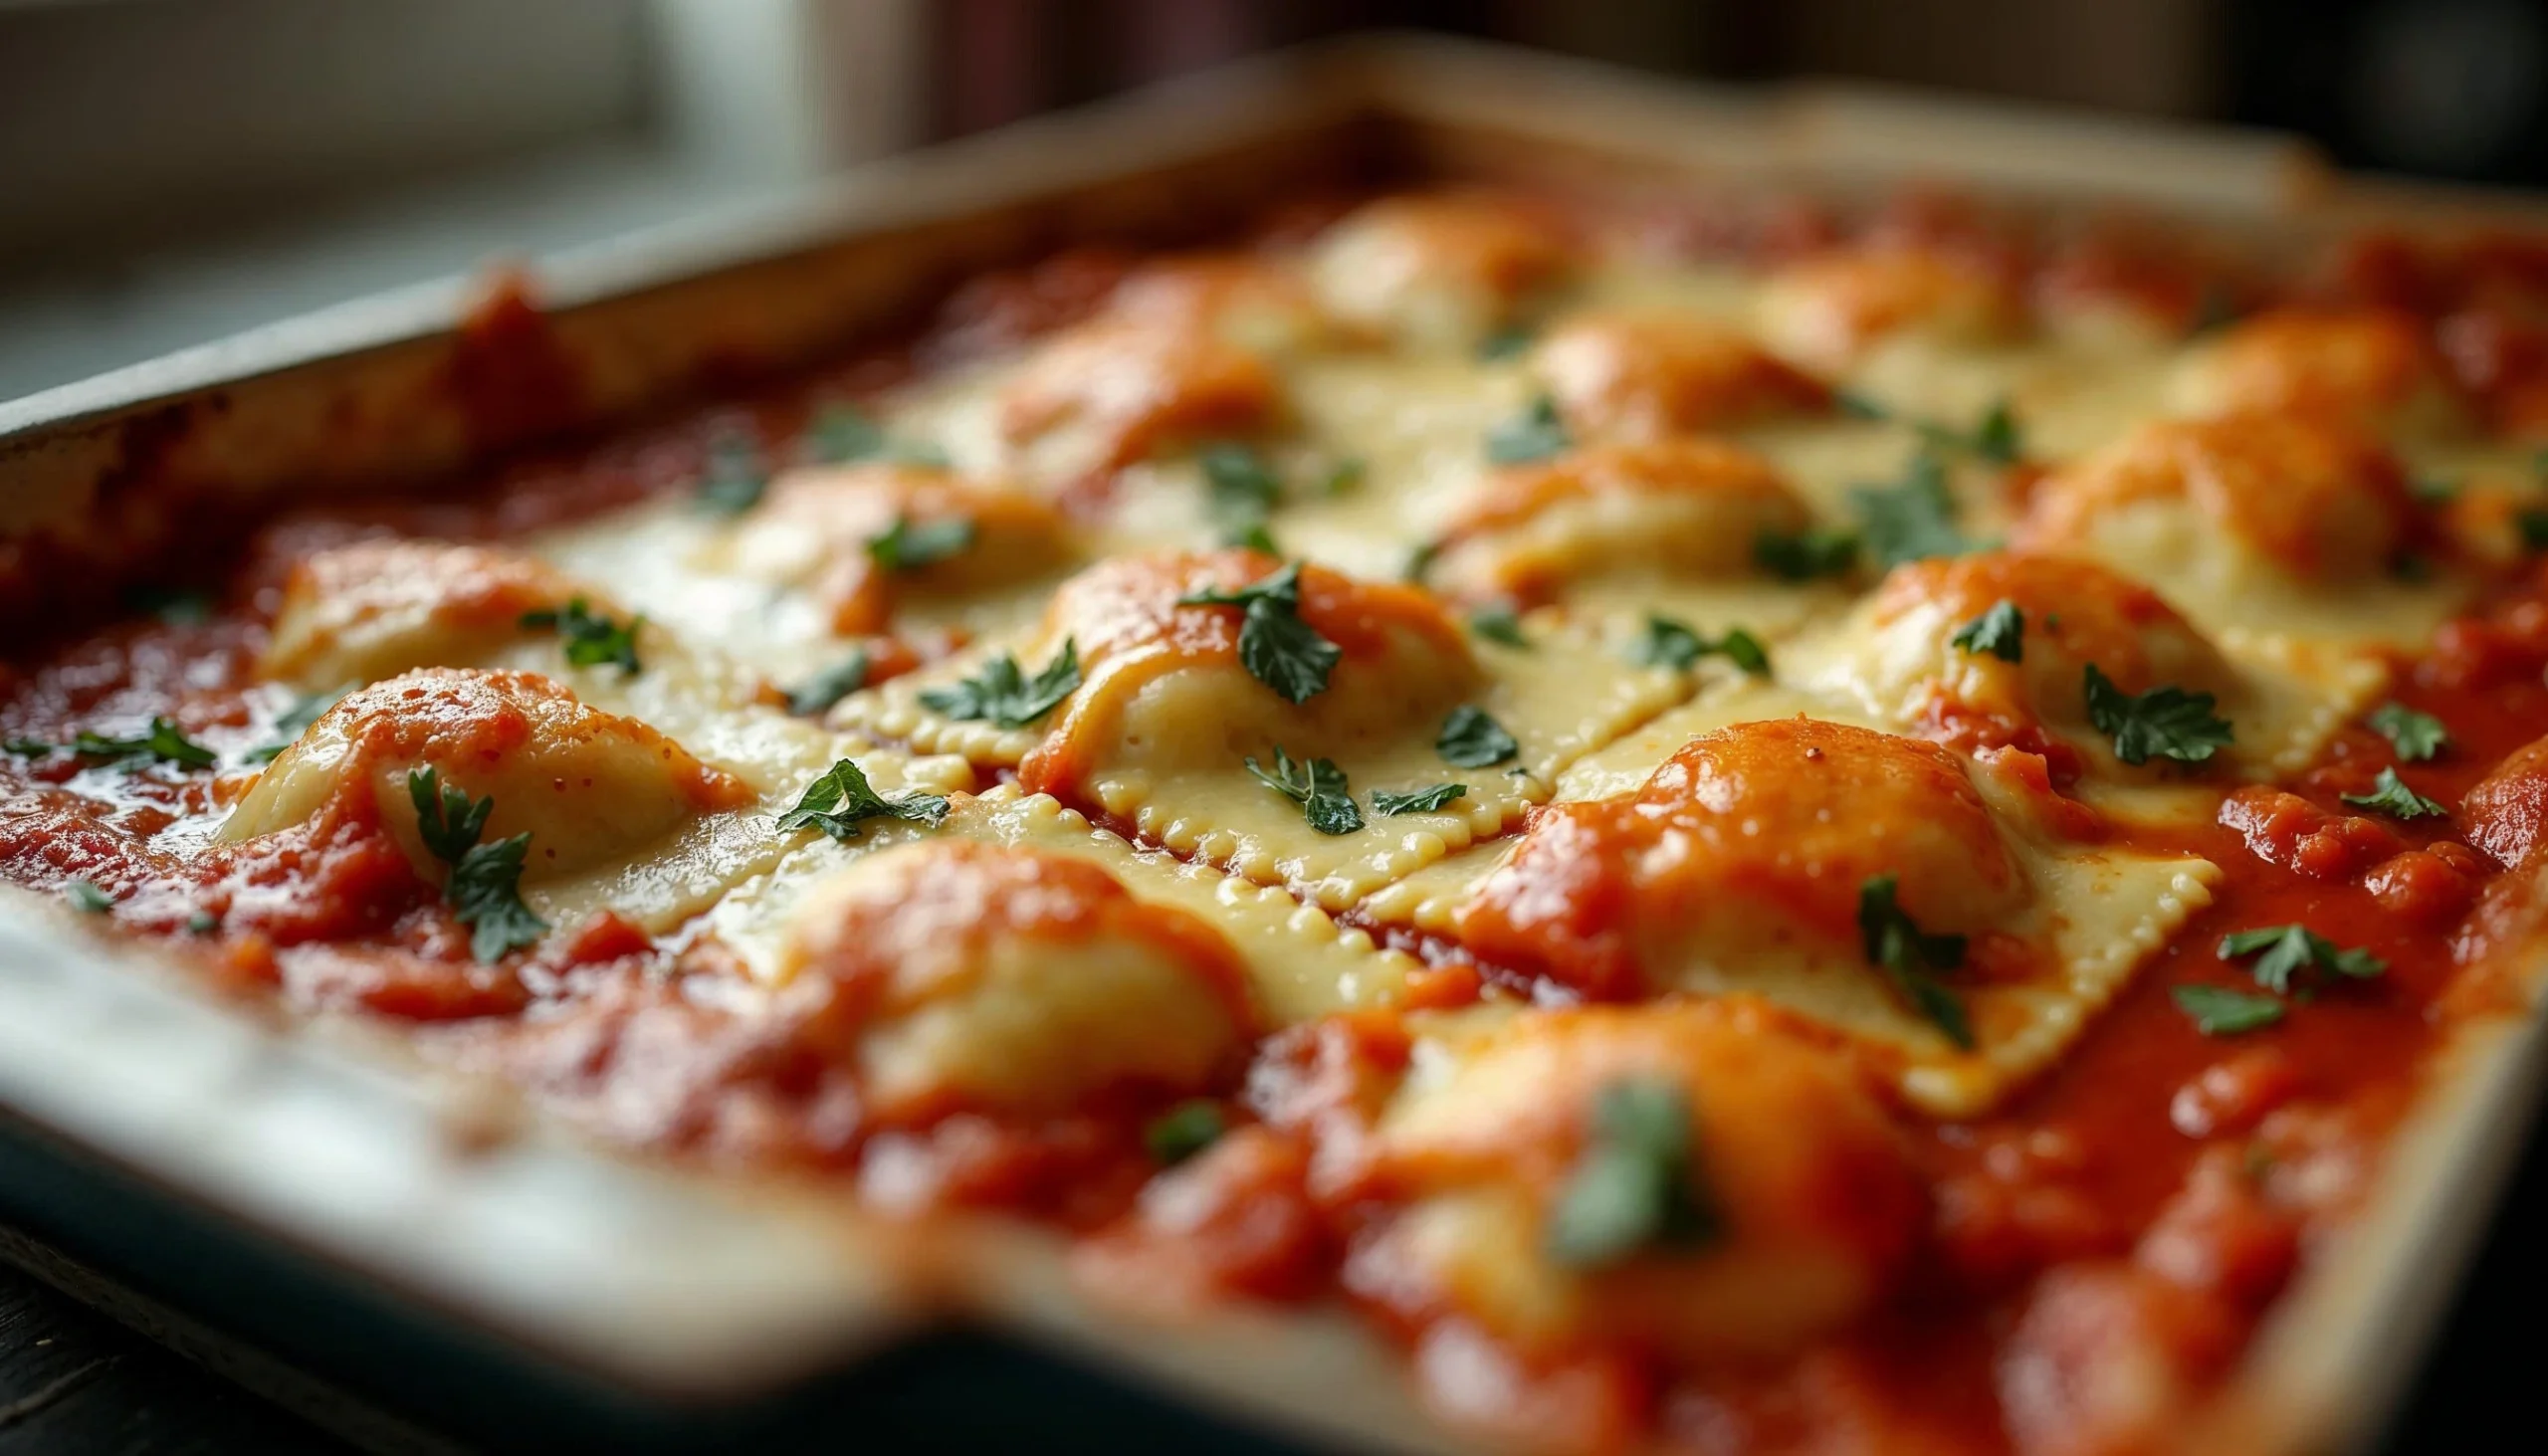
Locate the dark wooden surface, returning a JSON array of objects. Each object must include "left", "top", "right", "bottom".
[{"left": 2, "top": 1129, "right": 2541, "bottom": 1456}]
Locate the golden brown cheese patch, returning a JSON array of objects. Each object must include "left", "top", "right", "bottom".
[
  {"left": 1532, "top": 309, "right": 1832, "bottom": 441},
  {"left": 1457, "top": 718, "right": 2026, "bottom": 1001},
  {"left": 221, "top": 667, "right": 749, "bottom": 883},
  {"left": 779, "top": 837, "right": 1255, "bottom": 1123},
  {"left": 2181, "top": 307, "right": 2466, "bottom": 434},
  {"left": 1348, "top": 999, "right": 1922, "bottom": 1362},
  {"left": 722, "top": 462, "right": 1074, "bottom": 635},
  {"left": 1110, "top": 252, "right": 1336, "bottom": 356},
  {"left": 1427, "top": 440, "right": 1815, "bottom": 604},
  {"left": 261, "top": 539, "right": 580, "bottom": 691},
  {"left": 998, "top": 316, "right": 1284, "bottom": 480},
  {"left": 1758, "top": 247, "right": 2028, "bottom": 370},
  {"left": 1308, "top": 194, "right": 1574, "bottom": 351}
]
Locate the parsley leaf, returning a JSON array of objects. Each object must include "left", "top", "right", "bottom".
[
  {"left": 867, "top": 516, "right": 977, "bottom": 572},
  {"left": 1841, "top": 392, "right": 2025, "bottom": 465},
  {"left": 1851, "top": 453, "right": 1976, "bottom": 567},
  {"left": 1199, "top": 441, "right": 1284, "bottom": 535},
  {"left": 48, "top": 717, "right": 220, "bottom": 770},
  {"left": 1373, "top": 782, "right": 1468, "bottom": 815},
  {"left": 1627, "top": 615, "right": 1771, "bottom": 676},
  {"left": 1402, "top": 540, "right": 1442, "bottom": 584},
  {"left": 249, "top": 686, "right": 351, "bottom": 762},
  {"left": 1468, "top": 605, "right": 1531, "bottom": 649},
  {"left": 2173, "top": 984, "right": 2286, "bottom": 1036},
  {"left": 405, "top": 767, "right": 548, "bottom": 962},
  {"left": 1857, "top": 874, "right": 1972, "bottom": 1048},
  {"left": 697, "top": 432, "right": 770, "bottom": 515},
  {"left": 1754, "top": 525, "right": 1859, "bottom": 580},
  {"left": 804, "top": 405, "right": 947, "bottom": 469},
  {"left": 64, "top": 881, "right": 114, "bottom": 915},
  {"left": 1484, "top": 394, "right": 1572, "bottom": 465},
  {"left": 1546, "top": 1078, "right": 1723, "bottom": 1268},
  {"left": 2082, "top": 665, "right": 2233, "bottom": 765},
  {"left": 1476, "top": 323, "right": 1537, "bottom": 361},
  {"left": 2218, "top": 925, "right": 2386, "bottom": 993},
  {"left": 1321, "top": 457, "right": 1367, "bottom": 497},
  {"left": 1949, "top": 600, "right": 2024, "bottom": 662},
  {"left": 520, "top": 598, "right": 644, "bottom": 676},
  {"left": 917, "top": 640, "right": 1081, "bottom": 729},
  {"left": 1145, "top": 1101, "right": 1228, "bottom": 1165},
  {"left": 2340, "top": 765, "right": 2448, "bottom": 820},
  {"left": 2366, "top": 702, "right": 2448, "bottom": 762},
  {"left": 1177, "top": 563, "right": 1342, "bottom": 705},
  {"left": 775, "top": 757, "right": 951, "bottom": 841},
  {"left": 1244, "top": 745, "right": 1363, "bottom": 835},
  {"left": 185, "top": 910, "right": 220, "bottom": 936},
  {"left": 1436, "top": 706, "right": 1520, "bottom": 768},
  {"left": 784, "top": 652, "right": 871, "bottom": 717}
]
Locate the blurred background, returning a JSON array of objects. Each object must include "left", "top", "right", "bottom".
[{"left": 3, "top": 0, "right": 2546, "bottom": 399}]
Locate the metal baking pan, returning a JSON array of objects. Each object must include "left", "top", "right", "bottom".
[{"left": 4, "top": 32, "right": 2547, "bottom": 1455}]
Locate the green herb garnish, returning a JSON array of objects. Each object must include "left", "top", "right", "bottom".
[
  {"left": 1754, "top": 525, "right": 1859, "bottom": 580},
  {"left": 1177, "top": 563, "right": 1342, "bottom": 705},
  {"left": 2218, "top": 924, "right": 2386, "bottom": 993},
  {"left": 1436, "top": 706, "right": 1520, "bottom": 769},
  {"left": 697, "top": 433, "right": 770, "bottom": 515},
  {"left": 2083, "top": 665, "right": 2232, "bottom": 766},
  {"left": 24, "top": 718, "right": 222, "bottom": 770},
  {"left": 1373, "top": 782, "right": 1468, "bottom": 815},
  {"left": 1627, "top": 615, "right": 1770, "bottom": 676},
  {"left": 1546, "top": 1079, "right": 1722, "bottom": 1268},
  {"left": 1857, "top": 874, "right": 1971, "bottom": 1048},
  {"left": 407, "top": 766, "right": 548, "bottom": 963},
  {"left": 521, "top": 598, "right": 644, "bottom": 676},
  {"left": 1851, "top": 453, "right": 1977, "bottom": 568},
  {"left": 64, "top": 881, "right": 114, "bottom": 915},
  {"left": 2173, "top": 984, "right": 2286, "bottom": 1036},
  {"left": 1484, "top": 394, "right": 1572, "bottom": 465},
  {"left": 2366, "top": 702, "right": 2448, "bottom": 762},
  {"left": 785, "top": 652, "right": 871, "bottom": 718},
  {"left": 918, "top": 640, "right": 1081, "bottom": 729},
  {"left": 2340, "top": 765, "right": 2448, "bottom": 820},
  {"left": 1949, "top": 600, "right": 2024, "bottom": 662},
  {"left": 1468, "top": 605, "right": 1531, "bottom": 649},
  {"left": 1245, "top": 745, "right": 1362, "bottom": 835},
  {"left": 868, "top": 517, "right": 976, "bottom": 572},
  {"left": 774, "top": 757, "right": 951, "bottom": 842},
  {"left": 1145, "top": 1101, "right": 1228, "bottom": 1165}
]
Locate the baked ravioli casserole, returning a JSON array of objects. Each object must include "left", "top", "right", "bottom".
[{"left": 11, "top": 187, "right": 2548, "bottom": 1454}]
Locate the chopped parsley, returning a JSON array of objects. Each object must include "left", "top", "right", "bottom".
[
  {"left": 2218, "top": 924, "right": 2386, "bottom": 993},
  {"left": 696, "top": 433, "right": 770, "bottom": 515},
  {"left": 1476, "top": 323, "right": 1537, "bottom": 361},
  {"left": 917, "top": 640, "right": 1081, "bottom": 729},
  {"left": 1850, "top": 453, "right": 1977, "bottom": 568},
  {"left": 1145, "top": 1101, "right": 1228, "bottom": 1165},
  {"left": 1468, "top": 605, "right": 1531, "bottom": 649},
  {"left": 1949, "top": 600, "right": 2024, "bottom": 662},
  {"left": 1222, "top": 520, "right": 1282, "bottom": 553},
  {"left": 2366, "top": 702, "right": 2448, "bottom": 762},
  {"left": 1484, "top": 393, "right": 1572, "bottom": 465},
  {"left": 804, "top": 404, "right": 949, "bottom": 469},
  {"left": 1177, "top": 563, "right": 1342, "bottom": 705},
  {"left": 1436, "top": 706, "right": 1520, "bottom": 768},
  {"left": 1402, "top": 539, "right": 1442, "bottom": 584},
  {"left": 867, "top": 516, "right": 976, "bottom": 572},
  {"left": 1373, "top": 782, "right": 1468, "bottom": 815},
  {"left": 774, "top": 757, "right": 951, "bottom": 842},
  {"left": 1546, "top": 1078, "right": 1722, "bottom": 1268},
  {"left": 2519, "top": 508, "right": 2548, "bottom": 553},
  {"left": 1857, "top": 874, "right": 1972, "bottom": 1048},
  {"left": 1627, "top": 614, "right": 1770, "bottom": 676},
  {"left": 520, "top": 598, "right": 643, "bottom": 676},
  {"left": 1321, "top": 457, "right": 1368, "bottom": 497},
  {"left": 1754, "top": 525, "right": 1859, "bottom": 580},
  {"left": 1839, "top": 392, "right": 2024, "bottom": 465},
  {"left": 15, "top": 718, "right": 222, "bottom": 770},
  {"left": 1245, "top": 745, "right": 1363, "bottom": 835},
  {"left": 407, "top": 767, "right": 548, "bottom": 963},
  {"left": 63, "top": 881, "right": 114, "bottom": 915},
  {"left": 1198, "top": 441, "right": 1284, "bottom": 536},
  {"left": 249, "top": 686, "right": 351, "bottom": 762},
  {"left": 185, "top": 910, "right": 221, "bottom": 936},
  {"left": 2083, "top": 664, "right": 2233, "bottom": 766},
  {"left": 785, "top": 652, "right": 871, "bottom": 718},
  {"left": 2173, "top": 984, "right": 2286, "bottom": 1037},
  {"left": 2341, "top": 765, "right": 2448, "bottom": 820}
]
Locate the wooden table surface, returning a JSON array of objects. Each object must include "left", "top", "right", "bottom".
[{"left": 5, "top": 1128, "right": 2544, "bottom": 1454}]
